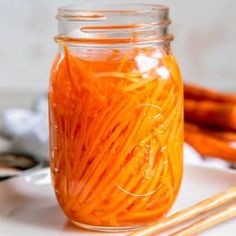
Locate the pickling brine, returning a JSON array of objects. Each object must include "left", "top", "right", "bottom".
[{"left": 49, "top": 4, "right": 183, "bottom": 231}]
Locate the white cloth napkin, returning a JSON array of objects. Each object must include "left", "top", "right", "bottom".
[{"left": 0, "top": 96, "right": 48, "bottom": 162}]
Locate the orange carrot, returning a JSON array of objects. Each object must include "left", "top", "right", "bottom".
[
  {"left": 185, "top": 122, "right": 236, "bottom": 143},
  {"left": 210, "top": 130, "right": 236, "bottom": 142},
  {"left": 49, "top": 45, "right": 183, "bottom": 227},
  {"left": 184, "top": 99, "right": 236, "bottom": 131},
  {"left": 184, "top": 83, "right": 236, "bottom": 104},
  {"left": 185, "top": 123, "right": 236, "bottom": 162}
]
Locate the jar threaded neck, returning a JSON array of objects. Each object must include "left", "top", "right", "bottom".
[{"left": 56, "top": 3, "right": 173, "bottom": 47}]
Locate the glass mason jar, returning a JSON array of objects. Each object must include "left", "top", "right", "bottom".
[{"left": 49, "top": 3, "right": 183, "bottom": 232}]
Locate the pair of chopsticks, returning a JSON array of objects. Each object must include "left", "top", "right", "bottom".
[{"left": 129, "top": 186, "right": 236, "bottom": 236}]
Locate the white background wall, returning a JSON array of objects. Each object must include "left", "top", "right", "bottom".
[{"left": 0, "top": 0, "right": 235, "bottom": 108}]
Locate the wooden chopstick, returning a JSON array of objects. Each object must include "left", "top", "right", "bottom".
[
  {"left": 171, "top": 202, "right": 236, "bottom": 236},
  {"left": 129, "top": 186, "right": 236, "bottom": 236}
]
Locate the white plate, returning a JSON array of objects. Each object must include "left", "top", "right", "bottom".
[{"left": 0, "top": 164, "right": 236, "bottom": 236}]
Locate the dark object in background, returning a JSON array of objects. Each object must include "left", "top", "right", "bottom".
[
  {"left": 0, "top": 153, "right": 37, "bottom": 169},
  {"left": 0, "top": 153, "right": 40, "bottom": 180}
]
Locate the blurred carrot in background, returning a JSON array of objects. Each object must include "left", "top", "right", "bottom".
[
  {"left": 185, "top": 122, "right": 236, "bottom": 162},
  {"left": 184, "top": 99, "right": 236, "bottom": 131},
  {"left": 184, "top": 83, "right": 236, "bottom": 162},
  {"left": 184, "top": 83, "right": 236, "bottom": 104}
]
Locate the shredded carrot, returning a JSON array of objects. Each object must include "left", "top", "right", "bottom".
[{"left": 49, "top": 45, "right": 183, "bottom": 227}]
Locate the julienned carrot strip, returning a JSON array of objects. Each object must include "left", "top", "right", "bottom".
[
  {"left": 77, "top": 100, "right": 131, "bottom": 174},
  {"left": 168, "top": 98, "right": 183, "bottom": 187},
  {"left": 125, "top": 152, "right": 170, "bottom": 213},
  {"left": 65, "top": 104, "right": 139, "bottom": 211},
  {"left": 84, "top": 97, "right": 176, "bottom": 217},
  {"left": 78, "top": 101, "right": 150, "bottom": 202},
  {"left": 65, "top": 101, "right": 136, "bottom": 206},
  {"left": 80, "top": 93, "right": 156, "bottom": 190},
  {"left": 184, "top": 83, "right": 236, "bottom": 104},
  {"left": 81, "top": 86, "right": 167, "bottom": 204},
  {"left": 118, "top": 182, "right": 174, "bottom": 224},
  {"left": 49, "top": 46, "right": 183, "bottom": 227},
  {"left": 64, "top": 46, "right": 83, "bottom": 94},
  {"left": 67, "top": 112, "right": 134, "bottom": 210},
  {"left": 86, "top": 135, "right": 161, "bottom": 214},
  {"left": 129, "top": 97, "right": 183, "bottom": 212},
  {"left": 162, "top": 55, "right": 182, "bottom": 90},
  {"left": 66, "top": 75, "right": 175, "bottom": 221},
  {"left": 101, "top": 182, "right": 172, "bottom": 224},
  {"left": 86, "top": 154, "right": 170, "bottom": 220},
  {"left": 109, "top": 97, "right": 179, "bottom": 215},
  {"left": 121, "top": 181, "right": 174, "bottom": 219},
  {"left": 92, "top": 136, "right": 159, "bottom": 210}
]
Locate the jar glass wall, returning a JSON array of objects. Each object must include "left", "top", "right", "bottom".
[{"left": 49, "top": 3, "right": 183, "bottom": 232}]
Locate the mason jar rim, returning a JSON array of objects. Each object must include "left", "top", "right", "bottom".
[{"left": 57, "top": 3, "right": 169, "bottom": 21}]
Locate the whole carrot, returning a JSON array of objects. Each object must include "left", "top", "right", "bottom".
[
  {"left": 184, "top": 99, "right": 236, "bottom": 131},
  {"left": 184, "top": 122, "right": 236, "bottom": 143},
  {"left": 209, "top": 130, "right": 236, "bottom": 142},
  {"left": 185, "top": 123, "right": 236, "bottom": 162},
  {"left": 184, "top": 83, "right": 236, "bottom": 104}
]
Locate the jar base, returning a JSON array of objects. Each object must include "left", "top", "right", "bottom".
[{"left": 70, "top": 220, "right": 144, "bottom": 233}]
